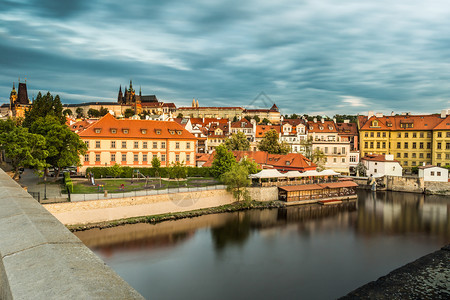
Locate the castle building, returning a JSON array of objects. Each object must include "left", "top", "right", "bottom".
[{"left": 8, "top": 81, "right": 31, "bottom": 118}]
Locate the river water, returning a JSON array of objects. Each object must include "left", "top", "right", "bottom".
[{"left": 75, "top": 190, "right": 449, "bottom": 299}]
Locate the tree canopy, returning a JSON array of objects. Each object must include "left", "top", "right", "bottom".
[
  {"left": 257, "top": 129, "right": 290, "bottom": 154},
  {"left": 221, "top": 163, "right": 251, "bottom": 202},
  {"left": 224, "top": 131, "right": 250, "bottom": 151},
  {"left": 23, "top": 92, "right": 65, "bottom": 127},
  {"left": 212, "top": 144, "right": 236, "bottom": 178},
  {"left": 124, "top": 108, "right": 135, "bottom": 118}
]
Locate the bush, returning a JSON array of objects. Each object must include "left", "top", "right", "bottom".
[{"left": 84, "top": 166, "right": 210, "bottom": 178}]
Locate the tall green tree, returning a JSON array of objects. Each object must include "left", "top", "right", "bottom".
[
  {"left": 238, "top": 156, "right": 260, "bottom": 174},
  {"left": 99, "top": 106, "right": 109, "bottom": 116},
  {"left": 151, "top": 156, "right": 161, "bottom": 168},
  {"left": 23, "top": 92, "right": 65, "bottom": 127},
  {"left": 124, "top": 108, "right": 135, "bottom": 118},
  {"left": 30, "top": 116, "right": 87, "bottom": 179},
  {"left": 87, "top": 108, "right": 101, "bottom": 118},
  {"left": 0, "top": 124, "right": 48, "bottom": 179},
  {"left": 300, "top": 136, "right": 314, "bottom": 159},
  {"left": 224, "top": 131, "right": 250, "bottom": 151},
  {"left": 311, "top": 148, "right": 326, "bottom": 171},
  {"left": 63, "top": 109, "right": 73, "bottom": 116},
  {"left": 212, "top": 144, "right": 236, "bottom": 178},
  {"left": 258, "top": 129, "right": 290, "bottom": 154},
  {"left": 75, "top": 107, "right": 84, "bottom": 118},
  {"left": 221, "top": 164, "right": 251, "bottom": 202}
]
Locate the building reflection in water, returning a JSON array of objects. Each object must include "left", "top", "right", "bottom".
[{"left": 76, "top": 190, "right": 449, "bottom": 256}]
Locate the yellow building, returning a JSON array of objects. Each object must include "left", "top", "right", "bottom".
[
  {"left": 358, "top": 111, "right": 450, "bottom": 170},
  {"left": 77, "top": 113, "right": 197, "bottom": 172},
  {"left": 432, "top": 115, "right": 450, "bottom": 167}
]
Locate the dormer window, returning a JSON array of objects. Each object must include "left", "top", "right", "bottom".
[
  {"left": 170, "top": 130, "right": 175, "bottom": 135},
  {"left": 309, "top": 126, "right": 313, "bottom": 130},
  {"left": 94, "top": 128, "right": 101, "bottom": 133},
  {"left": 155, "top": 129, "right": 161, "bottom": 135},
  {"left": 286, "top": 161, "right": 291, "bottom": 166},
  {"left": 141, "top": 129, "right": 147, "bottom": 134},
  {"left": 328, "top": 126, "right": 333, "bottom": 130},
  {"left": 110, "top": 128, "right": 117, "bottom": 134},
  {"left": 177, "top": 131, "right": 182, "bottom": 135},
  {"left": 122, "top": 129, "right": 129, "bottom": 134},
  {"left": 319, "top": 126, "right": 324, "bottom": 130}
]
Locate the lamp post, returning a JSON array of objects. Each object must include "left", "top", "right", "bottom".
[{"left": 44, "top": 176, "right": 47, "bottom": 200}]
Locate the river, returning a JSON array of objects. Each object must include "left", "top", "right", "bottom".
[{"left": 75, "top": 190, "right": 450, "bottom": 299}]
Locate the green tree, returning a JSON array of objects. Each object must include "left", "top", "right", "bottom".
[
  {"left": 232, "top": 116, "right": 238, "bottom": 122},
  {"left": 212, "top": 144, "right": 236, "bottom": 178},
  {"left": 63, "top": 109, "right": 73, "bottom": 116},
  {"left": 87, "top": 108, "right": 100, "bottom": 118},
  {"left": 311, "top": 148, "right": 326, "bottom": 171},
  {"left": 356, "top": 162, "right": 367, "bottom": 177},
  {"left": 168, "top": 161, "right": 187, "bottom": 179},
  {"left": 177, "top": 113, "right": 183, "bottom": 118},
  {"left": 124, "top": 108, "right": 135, "bottom": 118},
  {"left": 238, "top": 156, "right": 260, "bottom": 174},
  {"left": 109, "top": 164, "right": 123, "bottom": 178},
  {"left": 75, "top": 107, "right": 84, "bottom": 118},
  {"left": 253, "top": 115, "right": 261, "bottom": 123},
  {"left": 30, "top": 116, "right": 87, "bottom": 179},
  {"left": 99, "top": 106, "right": 109, "bottom": 116},
  {"left": 224, "top": 131, "right": 250, "bottom": 151},
  {"left": 300, "top": 136, "right": 313, "bottom": 159},
  {"left": 0, "top": 124, "right": 48, "bottom": 179},
  {"left": 151, "top": 156, "right": 161, "bottom": 169},
  {"left": 221, "top": 164, "right": 251, "bottom": 202},
  {"left": 261, "top": 118, "right": 270, "bottom": 125},
  {"left": 23, "top": 92, "right": 65, "bottom": 127},
  {"left": 258, "top": 129, "right": 290, "bottom": 154}
]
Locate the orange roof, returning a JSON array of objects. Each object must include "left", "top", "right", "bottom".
[
  {"left": 361, "top": 154, "right": 399, "bottom": 163},
  {"left": 306, "top": 120, "right": 337, "bottom": 133},
  {"left": 255, "top": 125, "right": 280, "bottom": 138},
  {"left": 336, "top": 122, "right": 358, "bottom": 136},
  {"left": 231, "top": 120, "right": 253, "bottom": 128},
  {"left": 360, "top": 114, "right": 445, "bottom": 131},
  {"left": 78, "top": 113, "right": 196, "bottom": 140},
  {"left": 178, "top": 106, "right": 244, "bottom": 110},
  {"left": 202, "top": 151, "right": 316, "bottom": 171},
  {"left": 190, "top": 118, "right": 229, "bottom": 127},
  {"left": 433, "top": 115, "right": 450, "bottom": 130}
]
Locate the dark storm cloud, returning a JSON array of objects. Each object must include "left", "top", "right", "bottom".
[{"left": 1, "top": 0, "right": 449, "bottom": 115}]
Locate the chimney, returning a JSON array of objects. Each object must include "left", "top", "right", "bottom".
[
  {"left": 313, "top": 118, "right": 317, "bottom": 123},
  {"left": 385, "top": 154, "right": 394, "bottom": 161},
  {"left": 333, "top": 118, "right": 336, "bottom": 124},
  {"left": 344, "top": 119, "right": 350, "bottom": 123},
  {"left": 376, "top": 112, "right": 383, "bottom": 118},
  {"left": 441, "top": 109, "right": 449, "bottom": 118},
  {"left": 321, "top": 119, "right": 324, "bottom": 124},
  {"left": 368, "top": 111, "right": 374, "bottom": 118},
  {"left": 391, "top": 111, "right": 395, "bottom": 116}
]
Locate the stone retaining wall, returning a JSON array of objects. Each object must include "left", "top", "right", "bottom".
[
  {"left": 0, "top": 169, "right": 143, "bottom": 299},
  {"left": 248, "top": 186, "right": 279, "bottom": 202},
  {"left": 424, "top": 181, "right": 450, "bottom": 196}
]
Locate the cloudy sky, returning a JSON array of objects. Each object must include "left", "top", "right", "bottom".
[{"left": 1, "top": 0, "right": 450, "bottom": 116}]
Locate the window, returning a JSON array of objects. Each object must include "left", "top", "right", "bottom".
[
  {"left": 446, "top": 154, "right": 450, "bottom": 160},
  {"left": 134, "top": 154, "right": 139, "bottom": 161},
  {"left": 161, "top": 142, "right": 166, "bottom": 149},
  {"left": 370, "top": 142, "right": 374, "bottom": 148},
  {"left": 95, "top": 129, "right": 101, "bottom": 134},
  {"left": 161, "top": 154, "right": 166, "bottom": 162},
  {"left": 84, "top": 154, "right": 89, "bottom": 162},
  {"left": 324, "top": 147, "right": 328, "bottom": 154},
  {"left": 397, "top": 142, "right": 401, "bottom": 149},
  {"left": 370, "top": 132, "right": 374, "bottom": 137},
  {"left": 382, "top": 132, "right": 386, "bottom": 138},
  {"left": 153, "top": 154, "right": 157, "bottom": 159},
  {"left": 405, "top": 133, "right": 409, "bottom": 138},
  {"left": 382, "top": 142, "right": 386, "bottom": 148},
  {"left": 342, "top": 158, "right": 345, "bottom": 163},
  {"left": 419, "top": 142, "right": 423, "bottom": 149},
  {"left": 427, "top": 132, "right": 431, "bottom": 138},
  {"left": 95, "top": 141, "right": 100, "bottom": 148},
  {"left": 141, "top": 129, "right": 147, "bottom": 134},
  {"left": 134, "top": 141, "right": 139, "bottom": 149},
  {"left": 404, "top": 161, "right": 408, "bottom": 166},
  {"left": 350, "top": 156, "right": 356, "bottom": 162},
  {"left": 365, "top": 132, "right": 368, "bottom": 137},
  {"left": 377, "top": 132, "right": 380, "bottom": 137},
  {"left": 437, "top": 154, "right": 441, "bottom": 159},
  {"left": 376, "top": 142, "right": 380, "bottom": 149},
  {"left": 420, "top": 132, "right": 424, "bottom": 138},
  {"left": 404, "top": 153, "right": 408, "bottom": 158},
  {"left": 412, "top": 142, "right": 416, "bottom": 149},
  {"left": 437, "top": 132, "right": 442, "bottom": 138},
  {"left": 446, "top": 143, "right": 450, "bottom": 149},
  {"left": 430, "top": 171, "right": 435, "bottom": 176},
  {"left": 122, "top": 141, "right": 127, "bottom": 149},
  {"left": 111, "top": 154, "right": 115, "bottom": 161},
  {"left": 95, "top": 154, "right": 100, "bottom": 162},
  {"left": 123, "top": 129, "right": 129, "bottom": 134},
  {"left": 412, "top": 153, "right": 416, "bottom": 158},
  {"left": 186, "top": 154, "right": 190, "bottom": 162},
  {"left": 412, "top": 161, "right": 416, "bottom": 166},
  {"left": 342, "top": 147, "right": 345, "bottom": 154},
  {"left": 143, "top": 154, "right": 147, "bottom": 162},
  {"left": 404, "top": 142, "right": 408, "bottom": 149},
  {"left": 176, "top": 154, "right": 180, "bottom": 162},
  {"left": 437, "top": 172, "right": 441, "bottom": 176},
  {"left": 437, "top": 142, "right": 442, "bottom": 149},
  {"left": 186, "top": 142, "right": 191, "bottom": 149},
  {"left": 176, "top": 142, "right": 180, "bottom": 149},
  {"left": 364, "top": 142, "right": 368, "bottom": 148},
  {"left": 111, "top": 141, "right": 116, "bottom": 148},
  {"left": 427, "top": 153, "right": 431, "bottom": 158},
  {"left": 111, "top": 129, "right": 117, "bottom": 134},
  {"left": 143, "top": 142, "right": 148, "bottom": 149},
  {"left": 122, "top": 154, "right": 127, "bottom": 161},
  {"left": 419, "top": 153, "right": 424, "bottom": 158},
  {"left": 397, "top": 133, "right": 401, "bottom": 138},
  {"left": 427, "top": 142, "right": 431, "bottom": 149},
  {"left": 413, "top": 133, "right": 416, "bottom": 138},
  {"left": 85, "top": 141, "right": 89, "bottom": 148},
  {"left": 153, "top": 142, "right": 157, "bottom": 149},
  {"left": 333, "top": 158, "right": 337, "bottom": 163},
  {"left": 447, "top": 132, "right": 450, "bottom": 138},
  {"left": 374, "top": 169, "right": 377, "bottom": 173},
  {"left": 396, "top": 153, "right": 401, "bottom": 158}
]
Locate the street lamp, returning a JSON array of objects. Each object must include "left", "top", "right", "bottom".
[{"left": 44, "top": 176, "right": 47, "bottom": 200}]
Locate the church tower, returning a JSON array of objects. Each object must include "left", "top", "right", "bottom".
[
  {"left": 117, "top": 85, "right": 123, "bottom": 104},
  {"left": 9, "top": 82, "right": 17, "bottom": 107}
]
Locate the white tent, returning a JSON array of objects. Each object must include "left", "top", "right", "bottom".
[
  {"left": 285, "top": 171, "right": 303, "bottom": 178},
  {"left": 319, "top": 169, "right": 340, "bottom": 176},
  {"left": 300, "top": 170, "right": 322, "bottom": 177},
  {"left": 249, "top": 169, "right": 286, "bottom": 178}
]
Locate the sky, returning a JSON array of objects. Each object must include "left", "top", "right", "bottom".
[{"left": 1, "top": 0, "right": 450, "bottom": 116}]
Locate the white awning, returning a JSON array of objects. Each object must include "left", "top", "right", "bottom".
[
  {"left": 285, "top": 171, "right": 303, "bottom": 178},
  {"left": 319, "top": 169, "right": 340, "bottom": 176},
  {"left": 249, "top": 169, "right": 287, "bottom": 179},
  {"left": 300, "top": 170, "right": 322, "bottom": 177}
]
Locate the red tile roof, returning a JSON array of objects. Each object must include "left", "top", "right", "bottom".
[
  {"left": 307, "top": 120, "right": 337, "bottom": 133},
  {"left": 255, "top": 125, "right": 280, "bottom": 138},
  {"left": 231, "top": 120, "right": 253, "bottom": 128},
  {"left": 360, "top": 114, "right": 445, "bottom": 131},
  {"left": 336, "top": 122, "right": 358, "bottom": 135},
  {"left": 361, "top": 154, "right": 399, "bottom": 163},
  {"left": 433, "top": 115, "right": 450, "bottom": 130},
  {"left": 178, "top": 106, "right": 244, "bottom": 110},
  {"left": 78, "top": 113, "right": 196, "bottom": 140}
]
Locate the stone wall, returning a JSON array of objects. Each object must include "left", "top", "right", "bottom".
[
  {"left": 45, "top": 189, "right": 236, "bottom": 225},
  {"left": 424, "top": 181, "right": 450, "bottom": 196},
  {"left": 248, "top": 186, "right": 279, "bottom": 202},
  {"left": 385, "top": 176, "right": 424, "bottom": 193},
  {"left": 0, "top": 169, "right": 143, "bottom": 299}
]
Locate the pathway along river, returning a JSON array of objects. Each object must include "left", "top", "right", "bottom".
[{"left": 75, "top": 190, "right": 450, "bottom": 299}]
